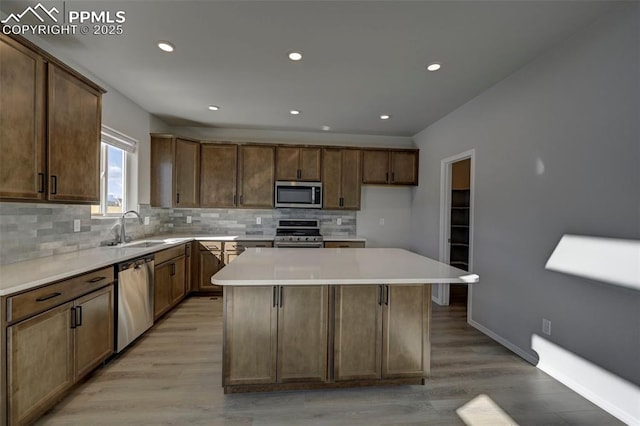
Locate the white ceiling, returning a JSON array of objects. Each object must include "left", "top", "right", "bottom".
[{"left": 2, "top": 1, "right": 617, "bottom": 137}]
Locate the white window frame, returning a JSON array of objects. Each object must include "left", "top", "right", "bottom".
[{"left": 92, "top": 126, "right": 137, "bottom": 217}]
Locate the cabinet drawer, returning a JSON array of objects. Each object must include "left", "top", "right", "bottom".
[
  {"left": 155, "top": 245, "right": 185, "bottom": 265},
  {"left": 6, "top": 266, "right": 114, "bottom": 324},
  {"left": 324, "top": 241, "right": 365, "bottom": 248},
  {"left": 225, "top": 241, "right": 273, "bottom": 251},
  {"left": 200, "top": 241, "right": 223, "bottom": 252}
]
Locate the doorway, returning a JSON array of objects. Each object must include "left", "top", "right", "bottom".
[{"left": 437, "top": 150, "right": 475, "bottom": 317}]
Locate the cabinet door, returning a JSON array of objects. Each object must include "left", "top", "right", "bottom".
[
  {"left": 224, "top": 251, "right": 241, "bottom": 265},
  {"left": 170, "top": 256, "right": 186, "bottom": 305},
  {"left": 47, "top": 64, "right": 101, "bottom": 203},
  {"left": 74, "top": 285, "right": 114, "bottom": 380},
  {"left": 322, "top": 148, "right": 342, "bottom": 209},
  {"left": 150, "top": 136, "right": 174, "bottom": 208},
  {"left": 277, "top": 286, "right": 329, "bottom": 383},
  {"left": 334, "top": 285, "right": 382, "bottom": 381},
  {"left": 224, "top": 286, "right": 278, "bottom": 386},
  {"left": 0, "top": 35, "right": 46, "bottom": 201},
  {"left": 200, "top": 144, "right": 237, "bottom": 207},
  {"left": 382, "top": 285, "right": 429, "bottom": 378},
  {"left": 390, "top": 151, "right": 418, "bottom": 185},
  {"left": 175, "top": 138, "right": 200, "bottom": 207},
  {"left": 275, "top": 146, "right": 300, "bottom": 181},
  {"left": 362, "top": 150, "right": 390, "bottom": 184},
  {"left": 238, "top": 145, "right": 275, "bottom": 208},
  {"left": 154, "top": 262, "right": 172, "bottom": 320},
  {"left": 7, "top": 302, "right": 74, "bottom": 426},
  {"left": 340, "top": 149, "right": 361, "bottom": 210},
  {"left": 299, "top": 147, "right": 321, "bottom": 181},
  {"left": 198, "top": 249, "right": 224, "bottom": 292}
]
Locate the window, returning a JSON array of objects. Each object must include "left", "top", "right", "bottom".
[{"left": 92, "top": 126, "right": 137, "bottom": 216}]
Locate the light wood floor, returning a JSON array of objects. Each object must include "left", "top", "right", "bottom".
[{"left": 36, "top": 296, "right": 622, "bottom": 426}]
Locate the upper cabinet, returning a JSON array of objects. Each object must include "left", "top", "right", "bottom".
[
  {"left": 200, "top": 143, "right": 238, "bottom": 207},
  {"left": 322, "top": 148, "right": 361, "bottom": 210},
  {"left": 0, "top": 34, "right": 105, "bottom": 203},
  {"left": 362, "top": 149, "right": 419, "bottom": 186},
  {"left": 150, "top": 135, "right": 200, "bottom": 208},
  {"left": 238, "top": 145, "right": 275, "bottom": 208},
  {"left": 276, "top": 146, "right": 322, "bottom": 181}
]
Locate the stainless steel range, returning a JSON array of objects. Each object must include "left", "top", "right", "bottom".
[{"left": 273, "top": 219, "right": 323, "bottom": 248}]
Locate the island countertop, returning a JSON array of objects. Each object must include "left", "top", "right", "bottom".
[{"left": 211, "top": 247, "right": 479, "bottom": 286}]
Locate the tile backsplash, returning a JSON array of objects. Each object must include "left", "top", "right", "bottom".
[{"left": 0, "top": 202, "right": 356, "bottom": 265}]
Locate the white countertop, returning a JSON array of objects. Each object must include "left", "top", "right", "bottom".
[
  {"left": 211, "top": 248, "right": 479, "bottom": 286},
  {"left": 0, "top": 234, "right": 367, "bottom": 296}
]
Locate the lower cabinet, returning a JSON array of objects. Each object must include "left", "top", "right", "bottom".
[
  {"left": 223, "top": 285, "right": 329, "bottom": 387},
  {"left": 154, "top": 249, "right": 186, "bottom": 321},
  {"left": 5, "top": 283, "right": 114, "bottom": 426},
  {"left": 334, "top": 285, "right": 429, "bottom": 381},
  {"left": 198, "top": 242, "right": 224, "bottom": 293}
]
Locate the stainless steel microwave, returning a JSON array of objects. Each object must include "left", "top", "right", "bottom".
[{"left": 275, "top": 181, "right": 322, "bottom": 209}]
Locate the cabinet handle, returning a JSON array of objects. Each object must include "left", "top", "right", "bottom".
[
  {"left": 233, "top": 194, "right": 237, "bottom": 205},
  {"left": 386, "top": 172, "right": 389, "bottom": 182},
  {"left": 176, "top": 193, "right": 180, "bottom": 204},
  {"left": 36, "top": 292, "right": 62, "bottom": 302},
  {"left": 51, "top": 175, "right": 58, "bottom": 195},
  {"left": 38, "top": 173, "right": 45, "bottom": 193},
  {"left": 297, "top": 169, "right": 301, "bottom": 179},
  {"left": 70, "top": 307, "right": 76, "bottom": 329},
  {"left": 279, "top": 286, "right": 284, "bottom": 308},
  {"left": 385, "top": 285, "right": 389, "bottom": 305},
  {"left": 76, "top": 305, "right": 82, "bottom": 327},
  {"left": 378, "top": 285, "right": 383, "bottom": 306},
  {"left": 240, "top": 195, "right": 244, "bottom": 205},
  {"left": 273, "top": 286, "right": 277, "bottom": 307},
  {"left": 171, "top": 263, "right": 176, "bottom": 276},
  {"left": 339, "top": 197, "right": 344, "bottom": 207},
  {"left": 88, "top": 276, "right": 106, "bottom": 283},
  {"left": 391, "top": 172, "right": 395, "bottom": 182}
]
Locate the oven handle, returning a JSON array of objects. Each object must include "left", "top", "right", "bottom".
[{"left": 274, "top": 242, "right": 324, "bottom": 248}]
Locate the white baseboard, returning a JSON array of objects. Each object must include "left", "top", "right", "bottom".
[
  {"left": 468, "top": 318, "right": 538, "bottom": 364},
  {"left": 468, "top": 318, "right": 640, "bottom": 425}
]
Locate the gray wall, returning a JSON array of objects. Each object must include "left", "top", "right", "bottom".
[{"left": 410, "top": 4, "right": 640, "bottom": 385}]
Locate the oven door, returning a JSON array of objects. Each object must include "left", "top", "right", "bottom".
[
  {"left": 274, "top": 241, "right": 324, "bottom": 248},
  {"left": 275, "top": 181, "right": 322, "bottom": 209}
]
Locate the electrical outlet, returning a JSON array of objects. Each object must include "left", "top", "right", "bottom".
[
  {"left": 379, "top": 218, "right": 385, "bottom": 226},
  {"left": 73, "top": 219, "right": 81, "bottom": 232},
  {"left": 542, "top": 318, "right": 551, "bottom": 336},
  {"left": 186, "top": 216, "right": 192, "bottom": 224},
  {"left": 256, "top": 217, "right": 262, "bottom": 225},
  {"left": 144, "top": 216, "right": 150, "bottom": 225},
  {"left": 337, "top": 218, "right": 342, "bottom": 226}
]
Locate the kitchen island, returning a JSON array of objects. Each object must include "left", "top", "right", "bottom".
[{"left": 212, "top": 248, "right": 478, "bottom": 393}]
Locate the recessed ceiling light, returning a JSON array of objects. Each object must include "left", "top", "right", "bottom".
[
  {"left": 427, "top": 63, "right": 441, "bottom": 72},
  {"left": 380, "top": 114, "right": 391, "bottom": 120},
  {"left": 208, "top": 105, "right": 220, "bottom": 111},
  {"left": 322, "top": 125, "right": 331, "bottom": 131},
  {"left": 290, "top": 110, "right": 301, "bottom": 115},
  {"left": 157, "top": 41, "right": 175, "bottom": 52},
  {"left": 288, "top": 51, "right": 303, "bottom": 61}
]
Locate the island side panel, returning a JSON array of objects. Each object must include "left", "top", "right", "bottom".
[{"left": 223, "top": 286, "right": 278, "bottom": 388}]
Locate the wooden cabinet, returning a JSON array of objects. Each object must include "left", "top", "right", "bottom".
[
  {"left": 223, "top": 285, "right": 329, "bottom": 389},
  {"left": 150, "top": 135, "right": 200, "bottom": 208},
  {"left": 276, "top": 146, "right": 321, "bottom": 181},
  {"left": 0, "top": 35, "right": 46, "bottom": 201},
  {"left": 238, "top": 145, "right": 275, "bottom": 208},
  {"left": 362, "top": 149, "right": 419, "bottom": 186},
  {"left": 334, "top": 285, "right": 430, "bottom": 381},
  {"left": 47, "top": 64, "right": 102, "bottom": 203},
  {"left": 3, "top": 268, "right": 114, "bottom": 426},
  {"left": 324, "top": 241, "right": 365, "bottom": 248},
  {"left": 154, "top": 246, "right": 186, "bottom": 320},
  {"left": 200, "top": 144, "right": 238, "bottom": 207},
  {"left": 0, "top": 34, "right": 104, "bottom": 204},
  {"left": 223, "top": 241, "right": 273, "bottom": 266},
  {"left": 198, "top": 242, "right": 224, "bottom": 293},
  {"left": 322, "top": 148, "right": 361, "bottom": 210}
]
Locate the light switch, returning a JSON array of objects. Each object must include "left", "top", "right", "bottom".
[
  {"left": 186, "top": 216, "right": 192, "bottom": 224},
  {"left": 73, "top": 219, "right": 81, "bottom": 232},
  {"left": 256, "top": 217, "right": 262, "bottom": 225},
  {"left": 379, "top": 218, "right": 385, "bottom": 226},
  {"left": 337, "top": 218, "right": 342, "bottom": 225},
  {"left": 144, "top": 216, "right": 150, "bottom": 225}
]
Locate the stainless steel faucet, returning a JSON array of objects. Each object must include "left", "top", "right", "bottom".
[{"left": 120, "top": 210, "right": 143, "bottom": 244}]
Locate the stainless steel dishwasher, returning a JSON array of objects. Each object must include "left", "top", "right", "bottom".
[{"left": 116, "top": 255, "right": 154, "bottom": 352}]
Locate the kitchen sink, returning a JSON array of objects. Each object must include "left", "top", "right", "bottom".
[{"left": 124, "top": 241, "right": 166, "bottom": 248}]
